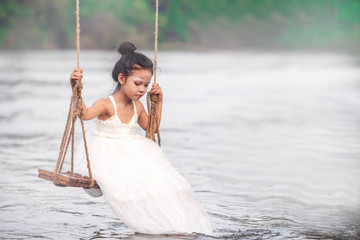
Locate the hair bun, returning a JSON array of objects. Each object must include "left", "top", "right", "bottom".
[{"left": 118, "top": 42, "right": 136, "bottom": 55}]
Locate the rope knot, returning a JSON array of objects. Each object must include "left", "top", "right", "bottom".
[
  {"left": 75, "top": 97, "right": 84, "bottom": 119},
  {"left": 74, "top": 80, "right": 83, "bottom": 95},
  {"left": 145, "top": 92, "right": 161, "bottom": 146}
]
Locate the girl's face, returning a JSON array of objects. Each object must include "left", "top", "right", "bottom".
[{"left": 118, "top": 68, "right": 152, "bottom": 100}]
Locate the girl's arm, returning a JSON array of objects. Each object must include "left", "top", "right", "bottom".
[
  {"left": 70, "top": 68, "right": 107, "bottom": 120},
  {"left": 137, "top": 83, "right": 163, "bottom": 133}
]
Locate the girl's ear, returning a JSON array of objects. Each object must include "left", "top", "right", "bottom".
[{"left": 118, "top": 73, "right": 126, "bottom": 85}]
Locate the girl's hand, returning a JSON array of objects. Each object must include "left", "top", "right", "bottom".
[
  {"left": 150, "top": 83, "right": 163, "bottom": 102},
  {"left": 70, "top": 68, "right": 83, "bottom": 88}
]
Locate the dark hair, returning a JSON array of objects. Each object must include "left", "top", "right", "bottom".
[{"left": 112, "top": 42, "right": 153, "bottom": 92}]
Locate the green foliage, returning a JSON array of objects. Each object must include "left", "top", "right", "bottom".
[
  {"left": 0, "top": 0, "right": 359, "bottom": 50},
  {"left": 338, "top": 0, "right": 360, "bottom": 23}
]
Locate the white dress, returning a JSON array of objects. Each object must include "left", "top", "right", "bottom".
[{"left": 75, "top": 95, "right": 212, "bottom": 235}]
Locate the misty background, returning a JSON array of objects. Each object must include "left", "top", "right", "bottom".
[{"left": 1, "top": 0, "right": 360, "bottom": 52}]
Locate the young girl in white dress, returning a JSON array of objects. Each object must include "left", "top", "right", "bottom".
[{"left": 71, "top": 42, "right": 212, "bottom": 235}]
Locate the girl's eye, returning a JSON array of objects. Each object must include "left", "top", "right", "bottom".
[
  {"left": 145, "top": 85, "right": 149, "bottom": 87},
  {"left": 135, "top": 82, "right": 141, "bottom": 86}
]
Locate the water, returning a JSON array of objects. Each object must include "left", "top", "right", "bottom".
[{"left": 0, "top": 50, "right": 359, "bottom": 239}]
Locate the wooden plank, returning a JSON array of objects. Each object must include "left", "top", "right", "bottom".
[{"left": 38, "top": 169, "right": 100, "bottom": 189}]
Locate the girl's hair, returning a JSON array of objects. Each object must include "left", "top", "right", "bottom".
[{"left": 112, "top": 42, "right": 153, "bottom": 92}]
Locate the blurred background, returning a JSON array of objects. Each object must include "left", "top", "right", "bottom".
[
  {"left": 1, "top": 0, "right": 360, "bottom": 51},
  {"left": 1, "top": 1, "right": 360, "bottom": 240}
]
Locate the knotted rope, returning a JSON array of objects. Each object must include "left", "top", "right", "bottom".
[
  {"left": 53, "top": 0, "right": 94, "bottom": 188},
  {"left": 145, "top": 0, "right": 161, "bottom": 146}
]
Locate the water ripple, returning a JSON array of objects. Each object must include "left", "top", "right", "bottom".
[{"left": 0, "top": 50, "right": 359, "bottom": 239}]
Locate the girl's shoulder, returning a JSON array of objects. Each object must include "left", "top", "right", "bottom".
[
  {"left": 93, "top": 97, "right": 111, "bottom": 107},
  {"left": 135, "top": 100, "right": 145, "bottom": 109},
  {"left": 92, "top": 97, "right": 113, "bottom": 112},
  {"left": 134, "top": 100, "right": 145, "bottom": 115}
]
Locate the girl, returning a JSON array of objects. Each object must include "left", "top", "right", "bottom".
[{"left": 71, "top": 42, "right": 212, "bottom": 235}]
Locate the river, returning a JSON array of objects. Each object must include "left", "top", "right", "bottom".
[{"left": 0, "top": 50, "right": 359, "bottom": 239}]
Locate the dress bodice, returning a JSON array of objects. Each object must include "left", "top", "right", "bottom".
[{"left": 92, "top": 96, "right": 138, "bottom": 138}]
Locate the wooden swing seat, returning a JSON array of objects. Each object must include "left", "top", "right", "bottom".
[{"left": 38, "top": 169, "right": 99, "bottom": 189}]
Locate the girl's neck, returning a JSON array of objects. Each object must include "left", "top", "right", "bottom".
[{"left": 112, "top": 90, "right": 132, "bottom": 106}]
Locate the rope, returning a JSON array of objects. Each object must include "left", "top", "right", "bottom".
[
  {"left": 145, "top": 0, "right": 161, "bottom": 146},
  {"left": 154, "top": 0, "right": 158, "bottom": 83},
  {"left": 70, "top": 114, "right": 76, "bottom": 173},
  {"left": 53, "top": 0, "right": 94, "bottom": 188},
  {"left": 78, "top": 98, "right": 94, "bottom": 188},
  {"left": 54, "top": 93, "right": 77, "bottom": 174},
  {"left": 76, "top": 0, "right": 80, "bottom": 69}
]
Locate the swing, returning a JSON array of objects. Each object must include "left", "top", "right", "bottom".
[{"left": 38, "top": 0, "right": 161, "bottom": 189}]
